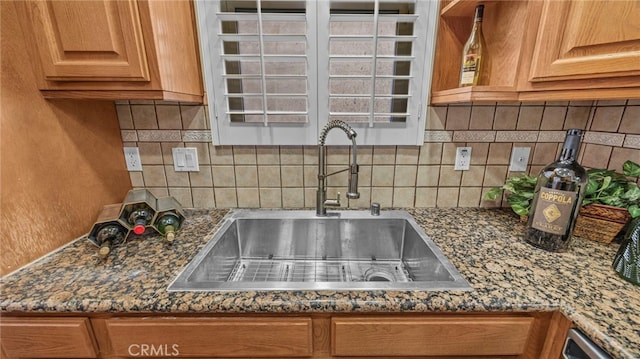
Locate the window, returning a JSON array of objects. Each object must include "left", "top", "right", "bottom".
[{"left": 195, "top": 0, "right": 438, "bottom": 145}]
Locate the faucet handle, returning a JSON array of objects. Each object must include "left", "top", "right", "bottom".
[{"left": 324, "top": 192, "right": 341, "bottom": 207}]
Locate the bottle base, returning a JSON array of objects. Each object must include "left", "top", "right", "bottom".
[{"left": 524, "top": 229, "right": 572, "bottom": 252}]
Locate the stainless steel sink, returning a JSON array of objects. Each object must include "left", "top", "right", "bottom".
[{"left": 168, "top": 210, "right": 472, "bottom": 291}]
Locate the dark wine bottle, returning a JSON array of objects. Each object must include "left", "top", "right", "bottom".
[
  {"left": 95, "top": 223, "right": 127, "bottom": 258},
  {"left": 128, "top": 205, "right": 154, "bottom": 235},
  {"left": 525, "top": 129, "right": 588, "bottom": 252}
]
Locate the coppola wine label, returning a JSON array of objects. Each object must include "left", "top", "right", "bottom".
[{"left": 530, "top": 188, "right": 577, "bottom": 235}]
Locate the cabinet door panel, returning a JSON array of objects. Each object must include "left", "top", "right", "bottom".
[
  {"left": 332, "top": 316, "right": 533, "bottom": 356},
  {"left": 530, "top": 0, "right": 640, "bottom": 82},
  {"left": 25, "top": 0, "right": 149, "bottom": 81},
  {"left": 98, "top": 317, "right": 313, "bottom": 357},
  {"left": 0, "top": 318, "right": 98, "bottom": 358}
]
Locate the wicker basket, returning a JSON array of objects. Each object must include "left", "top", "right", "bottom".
[{"left": 573, "top": 204, "right": 631, "bottom": 243}]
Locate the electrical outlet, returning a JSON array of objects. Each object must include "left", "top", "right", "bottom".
[
  {"left": 454, "top": 147, "right": 472, "bottom": 171},
  {"left": 123, "top": 147, "right": 143, "bottom": 171},
  {"left": 173, "top": 147, "right": 199, "bottom": 172},
  {"left": 509, "top": 147, "right": 531, "bottom": 172}
]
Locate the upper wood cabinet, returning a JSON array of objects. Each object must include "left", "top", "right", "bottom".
[
  {"left": 15, "top": 0, "right": 203, "bottom": 103},
  {"left": 431, "top": 0, "right": 640, "bottom": 104}
]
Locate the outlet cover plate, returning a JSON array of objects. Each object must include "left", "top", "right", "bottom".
[
  {"left": 123, "top": 147, "right": 143, "bottom": 171},
  {"left": 173, "top": 147, "right": 199, "bottom": 172},
  {"left": 509, "top": 147, "right": 531, "bottom": 172},
  {"left": 454, "top": 147, "right": 472, "bottom": 170}
]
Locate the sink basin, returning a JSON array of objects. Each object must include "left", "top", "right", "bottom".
[{"left": 168, "top": 210, "right": 472, "bottom": 291}]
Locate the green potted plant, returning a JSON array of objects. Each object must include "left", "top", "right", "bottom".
[{"left": 484, "top": 160, "right": 640, "bottom": 241}]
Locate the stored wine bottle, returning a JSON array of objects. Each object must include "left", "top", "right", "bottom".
[
  {"left": 128, "top": 205, "right": 153, "bottom": 235},
  {"left": 119, "top": 189, "right": 158, "bottom": 236},
  {"left": 155, "top": 212, "right": 182, "bottom": 243},
  {"left": 95, "top": 223, "right": 127, "bottom": 258},
  {"left": 459, "top": 4, "right": 486, "bottom": 87},
  {"left": 525, "top": 129, "right": 588, "bottom": 252}
]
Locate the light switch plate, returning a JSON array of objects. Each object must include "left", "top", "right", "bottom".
[
  {"left": 509, "top": 147, "right": 531, "bottom": 172},
  {"left": 454, "top": 147, "right": 472, "bottom": 171},
  {"left": 173, "top": 147, "right": 199, "bottom": 172}
]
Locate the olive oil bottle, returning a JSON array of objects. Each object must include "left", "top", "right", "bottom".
[{"left": 525, "top": 129, "right": 588, "bottom": 252}]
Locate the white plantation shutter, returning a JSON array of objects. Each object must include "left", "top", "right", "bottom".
[{"left": 196, "top": 0, "right": 437, "bottom": 145}]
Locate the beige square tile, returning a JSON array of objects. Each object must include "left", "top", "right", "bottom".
[
  {"left": 371, "top": 187, "right": 393, "bottom": 207},
  {"left": 357, "top": 165, "right": 372, "bottom": 186},
  {"left": 130, "top": 100, "right": 155, "bottom": 105},
  {"left": 138, "top": 143, "right": 163, "bottom": 165},
  {"left": 235, "top": 166, "right": 258, "bottom": 187},
  {"left": 281, "top": 166, "right": 303, "bottom": 187},
  {"left": 461, "top": 166, "right": 485, "bottom": 187},
  {"left": 260, "top": 188, "right": 282, "bottom": 208},
  {"left": 516, "top": 106, "right": 543, "bottom": 130},
  {"left": 356, "top": 146, "right": 374, "bottom": 165},
  {"left": 416, "top": 165, "right": 440, "bottom": 187},
  {"left": 188, "top": 142, "right": 211, "bottom": 165},
  {"left": 303, "top": 165, "right": 317, "bottom": 187},
  {"left": 146, "top": 187, "right": 169, "bottom": 198},
  {"left": 436, "top": 188, "right": 459, "bottom": 208},
  {"left": 487, "top": 143, "right": 512, "bottom": 165},
  {"left": 394, "top": 165, "right": 417, "bottom": 186},
  {"left": 445, "top": 105, "right": 471, "bottom": 130},
  {"left": 190, "top": 166, "right": 213, "bottom": 187},
  {"left": 529, "top": 165, "right": 545, "bottom": 177},
  {"left": 591, "top": 106, "right": 624, "bottom": 132},
  {"left": 372, "top": 146, "right": 396, "bottom": 164},
  {"left": 303, "top": 146, "right": 319, "bottom": 165},
  {"left": 165, "top": 166, "right": 190, "bottom": 187},
  {"left": 348, "top": 187, "right": 371, "bottom": 209},
  {"left": 426, "top": 106, "right": 447, "bottom": 130},
  {"left": 483, "top": 165, "right": 509, "bottom": 187},
  {"left": 442, "top": 143, "right": 465, "bottom": 165},
  {"left": 237, "top": 188, "right": 260, "bottom": 208},
  {"left": 181, "top": 105, "right": 207, "bottom": 130},
  {"left": 564, "top": 106, "right": 591, "bottom": 130},
  {"left": 282, "top": 188, "right": 305, "bottom": 208},
  {"left": 257, "top": 146, "right": 280, "bottom": 165},
  {"left": 258, "top": 166, "right": 281, "bottom": 187},
  {"left": 469, "top": 143, "right": 489, "bottom": 165},
  {"left": 215, "top": 188, "right": 238, "bottom": 208},
  {"left": 581, "top": 144, "right": 612, "bottom": 169},
  {"left": 129, "top": 172, "right": 145, "bottom": 187},
  {"left": 480, "top": 187, "right": 503, "bottom": 208},
  {"left": 116, "top": 105, "right": 134, "bottom": 130},
  {"left": 540, "top": 106, "right": 567, "bottom": 130},
  {"left": 192, "top": 188, "right": 215, "bottom": 208},
  {"left": 131, "top": 105, "right": 158, "bottom": 129},
  {"left": 156, "top": 105, "right": 182, "bottom": 129},
  {"left": 628, "top": 100, "right": 640, "bottom": 106},
  {"left": 161, "top": 143, "right": 183, "bottom": 164},
  {"left": 493, "top": 106, "right": 519, "bottom": 130},
  {"left": 438, "top": 165, "right": 462, "bottom": 186},
  {"left": 415, "top": 188, "right": 437, "bottom": 207},
  {"left": 393, "top": 187, "right": 415, "bottom": 207},
  {"left": 620, "top": 106, "right": 640, "bottom": 134},
  {"left": 210, "top": 145, "right": 234, "bottom": 165},
  {"left": 469, "top": 105, "right": 495, "bottom": 130},
  {"left": 142, "top": 165, "right": 167, "bottom": 187},
  {"left": 280, "top": 146, "right": 303, "bottom": 164},
  {"left": 458, "top": 187, "right": 482, "bottom": 207},
  {"left": 169, "top": 188, "right": 193, "bottom": 207},
  {"left": 532, "top": 143, "right": 560, "bottom": 166},
  {"left": 371, "top": 165, "right": 395, "bottom": 186},
  {"left": 211, "top": 166, "right": 236, "bottom": 187},
  {"left": 609, "top": 147, "right": 640, "bottom": 172},
  {"left": 545, "top": 101, "right": 569, "bottom": 106},
  {"left": 326, "top": 146, "right": 350, "bottom": 165},
  {"left": 304, "top": 188, "right": 316, "bottom": 208},
  {"left": 396, "top": 146, "right": 420, "bottom": 164},
  {"left": 326, "top": 165, "right": 349, "bottom": 187},
  {"left": 596, "top": 100, "right": 627, "bottom": 106},
  {"left": 418, "top": 143, "right": 443, "bottom": 164},
  {"left": 233, "top": 146, "right": 257, "bottom": 164}
]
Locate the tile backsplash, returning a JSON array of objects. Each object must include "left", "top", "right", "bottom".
[{"left": 116, "top": 100, "right": 640, "bottom": 209}]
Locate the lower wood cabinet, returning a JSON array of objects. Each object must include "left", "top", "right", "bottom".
[{"left": 0, "top": 312, "right": 570, "bottom": 358}]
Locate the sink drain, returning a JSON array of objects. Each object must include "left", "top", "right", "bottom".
[{"left": 364, "top": 267, "right": 396, "bottom": 282}]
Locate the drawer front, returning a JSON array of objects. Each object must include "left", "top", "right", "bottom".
[
  {"left": 332, "top": 316, "right": 534, "bottom": 357},
  {"left": 0, "top": 317, "right": 97, "bottom": 358},
  {"left": 99, "top": 317, "right": 313, "bottom": 357}
]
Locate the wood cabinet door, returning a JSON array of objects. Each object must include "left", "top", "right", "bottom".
[
  {"left": 19, "top": 0, "right": 150, "bottom": 82},
  {"left": 0, "top": 317, "right": 98, "bottom": 358},
  {"left": 529, "top": 0, "right": 640, "bottom": 82}
]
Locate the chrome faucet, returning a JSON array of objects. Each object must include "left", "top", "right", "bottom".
[{"left": 316, "top": 120, "right": 359, "bottom": 216}]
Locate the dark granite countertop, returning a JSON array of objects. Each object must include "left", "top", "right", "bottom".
[{"left": 1, "top": 208, "right": 639, "bottom": 358}]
